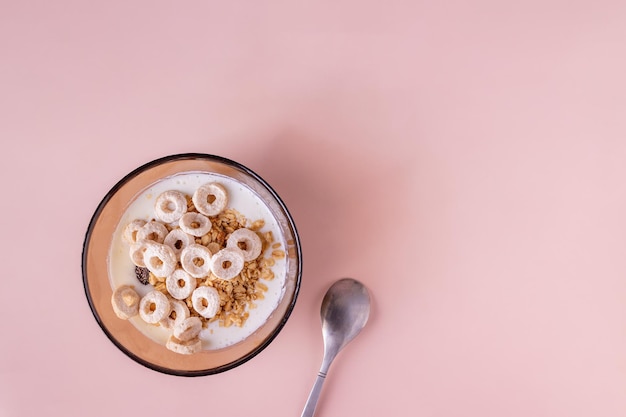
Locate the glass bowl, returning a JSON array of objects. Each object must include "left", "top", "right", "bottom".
[{"left": 82, "top": 153, "right": 302, "bottom": 376}]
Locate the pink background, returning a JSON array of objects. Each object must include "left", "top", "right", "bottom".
[{"left": 1, "top": 1, "right": 625, "bottom": 416}]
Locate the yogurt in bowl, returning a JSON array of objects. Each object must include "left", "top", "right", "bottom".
[
  {"left": 82, "top": 154, "right": 302, "bottom": 375},
  {"left": 109, "top": 172, "right": 288, "bottom": 350}
]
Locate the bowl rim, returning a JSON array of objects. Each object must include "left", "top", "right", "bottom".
[{"left": 81, "top": 153, "right": 302, "bottom": 376}]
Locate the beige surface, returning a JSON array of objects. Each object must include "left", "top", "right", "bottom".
[{"left": 1, "top": 1, "right": 626, "bottom": 416}]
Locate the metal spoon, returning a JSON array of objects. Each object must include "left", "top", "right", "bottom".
[{"left": 300, "top": 278, "right": 371, "bottom": 417}]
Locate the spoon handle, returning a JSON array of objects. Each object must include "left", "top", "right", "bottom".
[{"left": 300, "top": 371, "right": 327, "bottom": 417}]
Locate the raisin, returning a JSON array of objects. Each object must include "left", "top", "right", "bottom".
[{"left": 135, "top": 266, "right": 150, "bottom": 285}]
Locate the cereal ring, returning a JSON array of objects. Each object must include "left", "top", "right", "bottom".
[
  {"left": 210, "top": 247, "right": 244, "bottom": 280},
  {"left": 159, "top": 299, "right": 190, "bottom": 329},
  {"left": 136, "top": 221, "right": 168, "bottom": 243},
  {"left": 166, "top": 335, "right": 202, "bottom": 355},
  {"left": 129, "top": 240, "right": 156, "bottom": 267},
  {"left": 173, "top": 316, "right": 202, "bottom": 342},
  {"left": 143, "top": 243, "right": 177, "bottom": 278},
  {"left": 179, "top": 212, "right": 211, "bottom": 237},
  {"left": 123, "top": 219, "right": 146, "bottom": 244},
  {"left": 226, "top": 228, "right": 263, "bottom": 261},
  {"left": 111, "top": 285, "right": 140, "bottom": 319},
  {"left": 139, "top": 290, "right": 170, "bottom": 324},
  {"left": 180, "top": 244, "right": 212, "bottom": 278},
  {"left": 163, "top": 228, "right": 194, "bottom": 258},
  {"left": 155, "top": 190, "right": 187, "bottom": 223},
  {"left": 166, "top": 268, "right": 197, "bottom": 300},
  {"left": 191, "top": 286, "right": 220, "bottom": 318},
  {"left": 192, "top": 182, "right": 228, "bottom": 216}
]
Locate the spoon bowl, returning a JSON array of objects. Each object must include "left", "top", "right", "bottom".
[{"left": 301, "top": 278, "right": 371, "bottom": 417}]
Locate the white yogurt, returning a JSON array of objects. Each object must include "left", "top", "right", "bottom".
[{"left": 108, "top": 172, "right": 287, "bottom": 350}]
